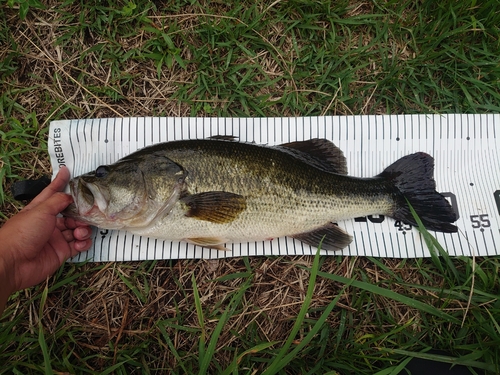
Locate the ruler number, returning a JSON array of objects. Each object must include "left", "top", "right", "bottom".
[
  {"left": 470, "top": 214, "right": 490, "bottom": 229},
  {"left": 495, "top": 190, "right": 500, "bottom": 216},
  {"left": 394, "top": 221, "right": 412, "bottom": 231},
  {"left": 355, "top": 215, "right": 385, "bottom": 223}
]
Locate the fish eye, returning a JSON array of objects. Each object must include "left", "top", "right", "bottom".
[{"left": 95, "top": 165, "right": 110, "bottom": 178}]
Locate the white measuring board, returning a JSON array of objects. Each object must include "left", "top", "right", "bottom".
[{"left": 48, "top": 115, "right": 500, "bottom": 262}]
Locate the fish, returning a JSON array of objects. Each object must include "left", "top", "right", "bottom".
[{"left": 63, "top": 138, "right": 458, "bottom": 251}]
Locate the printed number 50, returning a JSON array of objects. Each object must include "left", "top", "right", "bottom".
[{"left": 470, "top": 214, "right": 490, "bottom": 229}]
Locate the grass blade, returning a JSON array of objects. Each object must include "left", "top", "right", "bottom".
[
  {"left": 38, "top": 285, "right": 53, "bottom": 375},
  {"left": 157, "top": 320, "right": 189, "bottom": 373},
  {"left": 117, "top": 271, "right": 147, "bottom": 304},
  {"left": 272, "top": 283, "right": 351, "bottom": 372},
  {"left": 200, "top": 278, "right": 252, "bottom": 374},
  {"left": 192, "top": 274, "right": 206, "bottom": 368},
  {"left": 383, "top": 349, "right": 496, "bottom": 372},
  {"left": 262, "top": 248, "right": 322, "bottom": 375},
  {"left": 317, "top": 272, "right": 461, "bottom": 324},
  {"left": 372, "top": 357, "right": 412, "bottom": 375},
  {"left": 222, "top": 342, "right": 279, "bottom": 375},
  {"left": 405, "top": 199, "right": 460, "bottom": 282}
]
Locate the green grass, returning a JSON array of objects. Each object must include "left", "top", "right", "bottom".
[
  {"left": 1, "top": 254, "right": 499, "bottom": 373},
  {"left": 1, "top": 0, "right": 500, "bottom": 373},
  {"left": 0, "top": 115, "right": 47, "bottom": 218}
]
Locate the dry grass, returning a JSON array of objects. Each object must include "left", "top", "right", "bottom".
[
  {"left": 5, "top": 256, "right": 472, "bottom": 372},
  {"left": 1, "top": 0, "right": 500, "bottom": 373}
]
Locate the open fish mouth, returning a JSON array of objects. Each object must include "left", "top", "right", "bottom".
[
  {"left": 62, "top": 181, "right": 92, "bottom": 222},
  {"left": 67, "top": 178, "right": 107, "bottom": 218},
  {"left": 80, "top": 180, "right": 109, "bottom": 214}
]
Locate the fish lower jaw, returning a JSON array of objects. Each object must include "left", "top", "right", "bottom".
[
  {"left": 74, "top": 207, "right": 127, "bottom": 230},
  {"left": 78, "top": 204, "right": 104, "bottom": 219}
]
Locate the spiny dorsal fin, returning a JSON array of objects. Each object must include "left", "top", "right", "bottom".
[
  {"left": 181, "top": 191, "right": 247, "bottom": 224},
  {"left": 291, "top": 222, "right": 352, "bottom": 251},
  {"left": 277, "top": 139, "right": 348, "bottom": 175}
]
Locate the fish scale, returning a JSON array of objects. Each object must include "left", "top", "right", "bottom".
[{"left": 64, "top": 138, "right": 457, "bottom": 251}]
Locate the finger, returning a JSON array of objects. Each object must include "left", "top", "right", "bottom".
[
  {"left": 56, "top": 216, "right": 69, "bottom": 231},
  {"left": 74, "top": 238, "right": 93, "bottom": 252},
  {"left": 50, "top": 227, "right": 92, "bottom": 261},
  {"left": 61, "top": 229, "right": 75, "bottom": 243},
  {"left": 58, "top": 225, "right": 92, "bottom": 242},
  {"left": 27, "top": 167, "right": 71, "bottom": 208},
  {"left": 49, "top": 229, "right": 91, "bottom": 264},
  {"left": 35, "top": 192, "right": 74, "bottom": 217},
  {"left": 46, "top": 166, "right": 71, "bottom": 192},
  {"left": 74, "top": 226, "right": 91, "bottom": 240},
  {"left": 66, "top": 238, "right": 93, "bottom": 258},
  {"left": 74, "top": 220, "right": 90, "bottom": 227},
  {"left": 47, "top": 228, "right": 74, "bottom": 265},
  {"left": 57, "top": 216, "right": 91, "bottom": 231},
  {"left": 56, "top": 216, "right": 77, "bottom": 231},
  {"left": 59, "top": 226, "right": 91, "bottom": 242}
]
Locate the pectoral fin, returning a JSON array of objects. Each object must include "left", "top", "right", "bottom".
[
  {"left": 181, "top": 191, "right": 247, "bottom": 224},
  {"left": 292, "top": 223, "right": 352, "bottom": 251}
]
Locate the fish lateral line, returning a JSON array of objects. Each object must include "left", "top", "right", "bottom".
[{"left": 65, "top": 138, "right": 458, "bottom": 252}]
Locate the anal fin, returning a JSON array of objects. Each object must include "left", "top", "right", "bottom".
[
  {"left": 186, "top": 237, "right": 231, "bottom": 251},
  {"left": 291, "top": 223, "right": 352, "bottom": 251}
]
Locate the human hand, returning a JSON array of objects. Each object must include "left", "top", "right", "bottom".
[{"left": 0, "top": 167, "right": 92, "bottom": 299}]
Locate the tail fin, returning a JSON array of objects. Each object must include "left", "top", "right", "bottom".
[{"left": 379, "top": 152, "right": 458, "bottom": 233}]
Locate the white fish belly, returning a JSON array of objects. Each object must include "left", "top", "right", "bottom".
[{"left": 127, "top": 194, "right": 394, "bottom": 244}]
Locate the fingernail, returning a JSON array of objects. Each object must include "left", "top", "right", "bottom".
[
  {"left": 78, "top": 227, "right": 90, "bottom": 239},
  {"left": 75, "top": 240, "right": 87, "bottom": 251}
]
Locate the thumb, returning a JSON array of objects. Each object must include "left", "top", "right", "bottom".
[
  {"left": 35, "top": 192, "right": 74, "bottom": 217},
  {"left": 27, "top": 166, "right": 71, "bottom": 209}
]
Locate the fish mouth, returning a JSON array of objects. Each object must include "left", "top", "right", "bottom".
[
  {"left": 62, "top": 179, "right": 92, "bottom": 220},
  {"left": 68, "top": 178, "right": 109, "bottom": 217}
]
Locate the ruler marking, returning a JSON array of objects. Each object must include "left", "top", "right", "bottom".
[
  {"left": 374, "top": 231, "right": 381, "bottom": 257},
  {"left": 484, "top": 149, "right": 497, "bottom": 220},
  {"left": 481, "top": 114, "right": 486, "bottom": 139},
  {"left": 52, "top": 115, "right": 500, "bottom": 261},
  {"left": 352, "top": 231, "right": 358, "bottom": 258},
  {"left": 460, "top": 146, "right": 476, "bottom": 256},
  {"left": 388, "top": 232, "right": 395, "bottom": 258},
  {"left": 492, "top": 114, "right": 498, "bottom": 139},
  {"left": 68, "top": 120, "right": 77, "bottom": 176}
]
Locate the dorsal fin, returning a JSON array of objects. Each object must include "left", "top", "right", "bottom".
[{"left": 277, "top": 139, "right": 347, "bottom": 175}]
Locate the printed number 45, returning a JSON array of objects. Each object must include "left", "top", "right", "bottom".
[{"left": 470, "top": 214, "right": 490, "bottom": 229}]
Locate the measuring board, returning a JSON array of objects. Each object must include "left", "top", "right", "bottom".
[{"left": 48, "top": 115, "right": 500, "bottom": 262}]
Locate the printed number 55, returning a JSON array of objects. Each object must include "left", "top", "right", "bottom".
[{"left": 470, "top": 214, "right": 490, "bottom": 229}]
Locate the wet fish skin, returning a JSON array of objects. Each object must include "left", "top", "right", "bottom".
[
  {"left": 67, "top": 149, "right": 187, "bottom": 230},
  {"left": 64, "top": 138, "right": 457, "bottom": 251}
]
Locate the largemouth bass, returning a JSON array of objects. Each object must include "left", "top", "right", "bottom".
[{"left": 64, "top": 138, "right": 458, "bottom": 251}]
